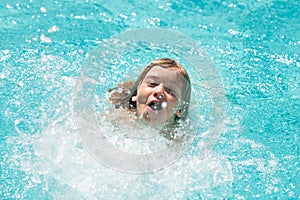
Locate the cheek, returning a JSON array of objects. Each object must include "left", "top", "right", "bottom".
[
  {"left": 166, "top": 98, "right": 179, "bottom": 112},
  {"left": 137, "top": 96, "right": 147, "bottom": 104},
  {"left": 136, "top": 86, "right": 150, "bottom": 104},
  {"left": 136, "top": 90, "right": 148, "bottom": 104}
]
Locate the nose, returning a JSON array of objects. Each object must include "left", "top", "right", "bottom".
[{"left": 153, "top": 83, "right": 165, "bottom": 100}]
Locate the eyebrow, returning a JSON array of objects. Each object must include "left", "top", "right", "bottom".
[{"left": 144, "top": 75, "right": 158, "bottom": 80}]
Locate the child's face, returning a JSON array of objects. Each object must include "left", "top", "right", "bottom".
[{"left": 134, "top": 66, "right": 185, "bottom": 127}]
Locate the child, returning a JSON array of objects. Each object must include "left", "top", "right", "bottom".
[{"left": 108, "top": 58, "right": 191, "bottom": 139}]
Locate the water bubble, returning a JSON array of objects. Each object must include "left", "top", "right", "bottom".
[{"left": 73, "top": 28, "right": 224, "bottom": 173}]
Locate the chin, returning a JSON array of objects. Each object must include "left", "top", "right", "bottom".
[
  {"left": 138, "top": 112, "right": 164, "bottom": 127},
  {"left": 137, "top": 108, "right": 174, "bottom": 127}
]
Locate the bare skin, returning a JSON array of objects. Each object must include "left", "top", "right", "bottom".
[{"left": 132, "top": 66, "right": 185, "bottom": 128}]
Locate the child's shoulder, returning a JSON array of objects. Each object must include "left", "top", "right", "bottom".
[{"left": 108, "top": 80, "right": 134, "bottom": 108}]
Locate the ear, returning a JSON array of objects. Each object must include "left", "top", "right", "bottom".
[{"left": 131, "top": 96, "right": 137, "bottom": 102}]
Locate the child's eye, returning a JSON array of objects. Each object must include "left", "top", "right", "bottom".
[
  {"left": 165, "top": 87, "right": 177, "bottom": 96},
  {"left": 148, "top": 82, "right": 158, "bottom": 87}
]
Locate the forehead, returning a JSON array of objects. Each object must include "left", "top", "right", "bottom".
[{"left": 144, "top": 65, "right": 185, "bottom": 83}]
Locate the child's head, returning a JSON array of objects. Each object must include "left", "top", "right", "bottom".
[{"left": 120, "top": 58, "right": 191, "bottom": 128}]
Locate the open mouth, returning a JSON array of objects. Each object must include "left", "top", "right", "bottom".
[{"left": 148, "top": 101, "right": 162, "bottom": 111}]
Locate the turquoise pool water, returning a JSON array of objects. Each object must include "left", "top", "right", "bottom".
[{"left": 1, "top": 0, "right": 299, "bottom": 199}]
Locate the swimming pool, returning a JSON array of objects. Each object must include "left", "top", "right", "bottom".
[{"left": 1, "top": 0, "right": 299, "bottom": 199}]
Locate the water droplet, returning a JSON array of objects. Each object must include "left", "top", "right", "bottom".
[
  {"left": 48, "top": 25, "right": 60, "bottom": 33},
  {"left": 40, "top": 7, "right": 47, "bottom": 13},
  {"left": 161, "top": 101, "right": 167, "bottom": 109},
  {"left": 40, "top": 34, "right": 52, "bottom": 43}
]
